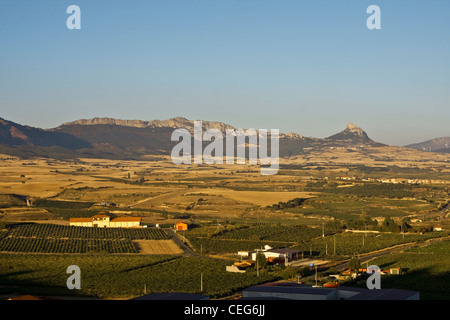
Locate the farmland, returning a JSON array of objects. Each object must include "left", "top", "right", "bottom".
[
  {"left": 184, "top": 224, "right": 325, "bottom": 255},
  {"left": 0, "top": 254, "right": 280, "bottom": 299},
  {"left": 0, "top": 223, "right": 170, "bottom": 254},
  {"left": 183, "top": 222, "right": 449, "bottom": 258},
  {"left": 356, "top": 239, "right": 450, "bottom": 300},
  {"left": 292, "top": 231, "right": 449, "bottom": 258},
  {"left": 0, "top": 152, "right": 449, "bottom": 299},
  {"left": 134, "top": 240, "right": 184, "bottom": 255}
]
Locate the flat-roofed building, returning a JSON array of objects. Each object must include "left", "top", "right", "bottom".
[
  {"left": 241, "top": 282, "right": 420, "bottom": 300},
  {"left": 110, "top": 216, "right": 141, "bottom": 228},
  {"left": 69, "top": 214, "right": 141, "bottom": 228},
  {"left": 251, "top": 248, "right": 301, "bottom": 261}
]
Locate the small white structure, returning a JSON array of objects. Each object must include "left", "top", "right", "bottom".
[
  {"left": 250, "top": 248, "right": 301, "bottom": 261},
  {"left": 226, "top": 265, "right": 246, "bottom": 273},
  {"left": 238, "top": 251, "right": 251, "bottom": 257}
]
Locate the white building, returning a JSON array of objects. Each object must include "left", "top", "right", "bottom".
[
  {"left": 69, "top": 214, "right": 141, "bottom": 228},
  {"left": 250, "top": 248, "right": 301, "bottom": 261}
]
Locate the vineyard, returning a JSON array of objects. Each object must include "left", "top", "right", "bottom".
[
  {"left": 286, "top": 195, "right": 438, "bottom": 220},
  {"left": 0, "top": 223, "right": 169, "bottom": 254},
  {"left": 292, "top": 231, "right": 449, "bottom": 258},
  {"left": 184, "top": 224, "right": 327, "bottom": 254},
  {"left": 183, "top": 222, "right": 450, "bottom": 258},
  {"left": 0, "top": 254, "right": 281, "bottom": 299},
  {"left": 0, "top": 237, "right": 138, "bottom": 254},
  {"left": 213, "top": 225, "right": 324, "bottom": 242},
  {"left": 360, "top": 239, "right": 450, "bottom": 300},
  {"left": 187, "top": 238, "right": 293, "bottom": 254},
  {"left": 32, "top": 199, "right": 99, "bottom": 220}
]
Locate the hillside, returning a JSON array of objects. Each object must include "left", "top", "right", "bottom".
[
  {"left": 405, "top": 137, "right": 450, "bottom": 153},
  {"left": 0, "top": 116, "right": 423, "bottom": 160}
]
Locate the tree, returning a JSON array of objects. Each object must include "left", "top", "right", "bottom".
[
  {"left": 325, "top": 220, "right": 344, "bottom": 234},
  {"left": 359, "top": 210, "right": 367, "bottom": 221},
  {"left": 349, "top": 257, "right": 361, "bottom": 273},
  {"left": 298, "top": 266, "right": 312, "bottom": 278},
  {"left": 255, "top": 252, "right": 267, "bottom": 270},
  {"left": 401, "top": 220, "right": 411, "bottom": 233},
  {"left": 380, "top": 217, "right": 399, "bottom": 232}
]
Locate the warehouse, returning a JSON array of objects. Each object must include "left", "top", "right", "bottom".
[{"left": 241, "top": 282, "right": 420, "bottom": 300}]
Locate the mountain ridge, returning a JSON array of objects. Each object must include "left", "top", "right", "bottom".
[
  {"left": 1, "top": 116, "right": 441, "bottom": 160},
  {"left": 405, "top": 136, "right": 450, "bottom": 152},
  {"left": 58, "top": 117, "right": 236, "bottom": 132}
]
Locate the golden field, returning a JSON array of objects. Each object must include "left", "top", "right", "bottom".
[{"left": 0, "top": 144, "right": 449, "bottom": 227}]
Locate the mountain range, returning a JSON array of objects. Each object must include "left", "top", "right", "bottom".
[
  {"left": 405, "top": 137, "right": 450, "bottom": 153},
  {"left": 0, "top": 116, "right": 445, "bottom": 160}
]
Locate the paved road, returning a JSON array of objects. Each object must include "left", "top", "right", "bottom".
[
  {"left": 327, "top": 235, "right": 450, "bottom": 271},
  {"left": 165, "top": 228, "right": 197, "bottom": 256}
]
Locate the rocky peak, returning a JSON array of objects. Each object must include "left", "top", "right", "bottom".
[
  {"left": 325, "top": 122, "right": 372, "bottom": 144},
  {"left": 344, "top": 122, "right": 366, "bottom": 136},
  {"left": 281, "top": 132, "right": 304, "bottom": 139}
]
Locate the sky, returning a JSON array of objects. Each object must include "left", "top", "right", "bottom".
[{"left": 0, "top": 0, "right": 449, "bottom": 146}]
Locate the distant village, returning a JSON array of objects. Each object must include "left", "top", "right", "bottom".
[{"left": 337, "top": 176, "right": 447, "bottom": 185}]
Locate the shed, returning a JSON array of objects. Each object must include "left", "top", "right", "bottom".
[{"left": 176, "top": 222, "right": 188, "bottom": 231}]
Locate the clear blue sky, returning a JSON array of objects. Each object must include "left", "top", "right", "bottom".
[{"left": 1, "top": 0, "right": 449, "bottom": 146}]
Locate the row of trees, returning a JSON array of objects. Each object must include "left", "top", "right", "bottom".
[
  {"left": 8, "top": 223, "right": 170, "bottom": 240},
  {"left": 0, "top": 237, "right": 138, "bottom": 253},
  {"left": 346, "top": 211, "right": 434, "bottom": 233},
  {"left": 269, "top": 198, "right": 306, "bottom": 210}
]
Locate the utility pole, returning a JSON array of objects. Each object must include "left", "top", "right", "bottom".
[
  {"left": 256, "top": 259, "right": 259, "bottom": 278},
  {"left": 322, "top": 223, "right": 325, "bottom": 237},
  {"left": 401, "top": 224, "right": 404, "bottom": 240},
  {"left": 200, "top": 272, "right": 203, "bottom": 292},
  {"left": 315, "top": 265, "right": 318, "bottom": 287},
  {"left": 334, "top": 237, "right": 336, "bottom": 255}
]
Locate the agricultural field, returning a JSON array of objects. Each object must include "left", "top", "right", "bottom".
[
  {"left": 183, "top": 221, "right": 449, "bottom": 259},
  {"left": 212, "top": 225, "right": 324, "bottom": 242},
  {"left": 0, "top": 254, "right": 281, "bottom": 299},
  {"left": 0, "top": 223, "right": 172, "bottom": 254},
  {"left": 0, "top": 154, "right": 449, "bottom": 299},
  {"left": 133, "top": 240, "right": 184, "bottom": 255},
  {"left": 292, "top": 231, "right": 450, "bottom": 258},
  {"left": 182, "top": 223, "right": 327, "bottom": 255},
  {"left": 285, "top": 195, "right": 439, "bottom": 221},
  {"left": 358, "top": 239, "right": 450, "bottom": 300}
]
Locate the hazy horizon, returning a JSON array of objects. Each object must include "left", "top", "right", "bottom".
[{"left": 1, "top": 0, "right": 449, "bottom": 146}]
